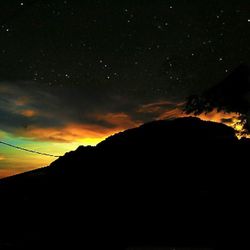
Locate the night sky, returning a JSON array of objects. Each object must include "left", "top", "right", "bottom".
[{"left": 0, "top": 0, "right": 250, "bottom": 177}]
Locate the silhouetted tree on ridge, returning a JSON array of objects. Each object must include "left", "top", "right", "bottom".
[
  {"left": 184, "top": 64, "right": 250, "bottom": 133},
  {"left": 0, "top": 117, "right": 249, "bottom": 250}
]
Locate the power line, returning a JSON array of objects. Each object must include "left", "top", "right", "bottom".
[
  {"left": 0, "top": 1, "right": 62, "bottom": 159},
  {"left": 0, "top": 2, "right": 62, "bottom": 158},
  {"left": 0, "top": 141, "right": 61, "bottom": 158}
]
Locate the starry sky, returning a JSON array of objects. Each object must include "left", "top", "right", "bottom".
[{"left": 0, "top": 0, "right": 250, "bottom": 177}]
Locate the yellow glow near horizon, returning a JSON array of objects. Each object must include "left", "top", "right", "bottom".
[
  {"left": 0, "top": 112, "right": 139, "bottom": 179},
  {"left": 0, "top": 130, "right": 109, "bottom": 179},
  {"left": 1, "top": 107, "right": 249, "bottom": 179}
]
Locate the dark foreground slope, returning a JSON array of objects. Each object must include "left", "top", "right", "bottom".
[{"left": 0, "top": 117, "right": 249, "bottom": 249}]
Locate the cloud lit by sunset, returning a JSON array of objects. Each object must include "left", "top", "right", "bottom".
[
  {"left": 0, "top": 82, "right": 248, "bottom": 179},
  {"left": 0, "top": 0, "right": 249, "bottom": 182},
  {"left": 0, "top": 81, "right": 145, "bottom": 178},
  {"left": 19, "top": 109, "right": 37, "bottom": 118}
]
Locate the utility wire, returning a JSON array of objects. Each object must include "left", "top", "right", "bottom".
[
  {"left": 0, "top": 1, "right": 63, "bottom": 158},
  {"left": 0, "top": 141, "right": 61, "bottom": 158},
  {"left": 0, "top": 1, "right": 62, "bottom": 159}
]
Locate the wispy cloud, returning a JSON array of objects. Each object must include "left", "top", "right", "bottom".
[{"left": 136, "top": 100, "right": 185, "bottom": 121}]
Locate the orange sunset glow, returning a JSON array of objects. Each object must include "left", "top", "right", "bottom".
[
  {"left": 150, "top": 103, "right": 248, "bottom": 138},
  {"left": 0, "top": 111, "right": 142, "bottom": 178},
  {"left": 1, "top": 101, "right": 248, "bottom": 179}
]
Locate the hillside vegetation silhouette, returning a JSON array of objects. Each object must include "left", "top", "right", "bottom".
[
  {"left": 0, "top": 117, "right": 249, "bottom": 249},
  {"left": 185, "top": 64, "right": 250, "bottom": 132}
]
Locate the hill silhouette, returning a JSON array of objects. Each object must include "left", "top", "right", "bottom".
[{"left": 0, "top": 117, "right": 249, "bottom": 249}]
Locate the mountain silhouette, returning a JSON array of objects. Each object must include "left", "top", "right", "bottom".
[{"left": 0, "top": 117, "right": 249, "bottom": 249}]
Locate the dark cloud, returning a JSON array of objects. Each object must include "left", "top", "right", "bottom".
[
  {"left": 1, "top": 0, "right": 249, "bottom": 142},
  {"left": 1, "top": 81, "right": 180, "bottom": 141},
  {"left": 2, "top": 63, "right": 249, "bottom": 142}
]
